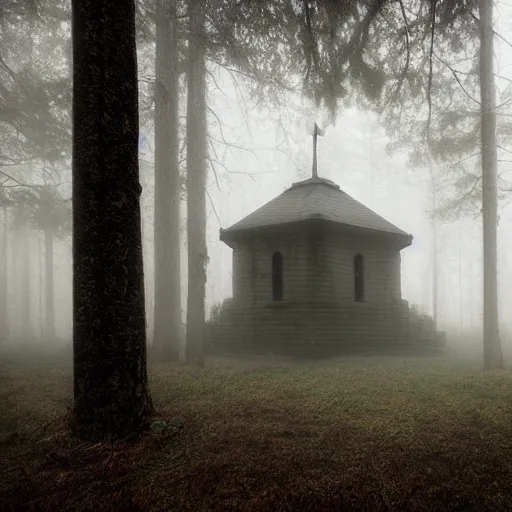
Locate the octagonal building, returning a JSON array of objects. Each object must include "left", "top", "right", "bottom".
[{"left": 210, "top": 175, "right": 444, "bottom": 357}]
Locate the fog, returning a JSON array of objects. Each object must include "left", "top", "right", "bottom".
[
  {"left": 6, "top": 1, "right": 512, "bottom": 510},
  {"left": 6, "top": 8, "right": 512, "bottom": 355}
]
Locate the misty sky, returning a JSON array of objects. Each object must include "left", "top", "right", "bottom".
[
  {"left": 10, "top": 3, "right": 512, "bottom": 343},
  {"left": 191, "top": 2, "right": 512, "bottom": 339}
]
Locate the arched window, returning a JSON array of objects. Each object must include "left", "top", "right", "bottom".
[
  {"left": 272, "top": 251, "right": 283, "bottom": 301},
  {"left": 354, "top": 254, "right": 364, "bottom": 302}
]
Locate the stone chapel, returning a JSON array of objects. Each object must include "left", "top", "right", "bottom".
[{"left": 208, "top": 129, "right": 444, "bottom": 357}]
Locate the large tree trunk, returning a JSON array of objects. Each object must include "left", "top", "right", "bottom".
[
  {"left": 71, "top": 0, "right": 153, "bottom": 441},
  {"left": 479, "top": 0, "right": 503, "bottom": 371},
  {"left": 153, "top": 0, "right": 181, "bottom": 361},
  {"left": 185, "top": 0, "right": 208, "bottom": 366},
  {"left": 0, "top": 207, "right": 8, "bottom": 341},
  {"left": 43, "top": 228, "right": 56, "bottom": 340}
]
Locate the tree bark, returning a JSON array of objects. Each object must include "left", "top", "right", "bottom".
[
  {"left": 71, "top": 0, "right": 153, "bottom": 441},
  {"left": 153, "top": 0, "right": 182, "bottom": 361},
  {"left": 43, "top": 228, "right": 56, "bottom": 340},
  {"left": 479, "top": 0, "right": 503, "bottom": 371},
  {"left": 185, "top": 0, "right": 208, "bottom": 366}
]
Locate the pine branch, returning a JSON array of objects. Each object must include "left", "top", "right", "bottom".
[
  {"left": 206, "top": 188, "right": 222, "bottom": 227},
  {"left": 433, "top": 51, "right": 480, "bottom": 106},
  {"left": 392, "top": 0, "right": 411, "bottom": 99},
  {"left": 470, "top": 12, "right": 512, "bottom": 50}
]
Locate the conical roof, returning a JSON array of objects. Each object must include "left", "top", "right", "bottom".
[{"left": 221, "top": 177, "right": 411, "bottom": 243}]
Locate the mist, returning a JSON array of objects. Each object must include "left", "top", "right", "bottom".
[{"left": 3, "top": 0, "right": 512, "bottom": 510}]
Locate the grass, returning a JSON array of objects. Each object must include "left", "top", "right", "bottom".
[{"left": 2, "top": 350, "right": 512, "bottom": 511}]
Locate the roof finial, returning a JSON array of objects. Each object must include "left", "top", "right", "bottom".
[{"left": 308, "top": 121, "right": 325, "bottom": 179}]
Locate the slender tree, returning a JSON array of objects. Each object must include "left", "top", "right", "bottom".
[
  {"left": 0, "top": 207, "right": 8, "bottom": 340},
  {"left": 19, "top": 216, "right": 36, "bottom": 341},
  {"left": 38, "top": 234, "right": 44, "bottom": 339},
  {"left": 479, "top": 0, "right": 503, "bottom": 370},
  {"left": 7, "top": 184, "right": 71, "bottom": 341},
  {"left": 43, "top": 220, "right": 55, "bottom": 339},
  {"left": 374, "top": 2, "right": 510, "bottom": 368},
  {"left": 71, "top": 0, "right": 153, "bottom": 440},
  {"left": 458, "top": 225, "right": 463, "bottom": 334},
  {"left": 31, "top": 186, "right": 71, "bottom": 341},
  {"left": 186, "top": 0, "right": 208, "bottom": 366},
  {"left": 153, "top": 0, "right": 182, "bottom": 361},
  {"left": 427, "top": 156, "right": 439, "bottom": 327}
]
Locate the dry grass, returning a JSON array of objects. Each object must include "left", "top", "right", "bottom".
[{"left": 2, "top": 350, "right": 512, "bottom": 511}]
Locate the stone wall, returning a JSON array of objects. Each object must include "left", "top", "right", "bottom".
[
  {"left": 231, "top": 226, "right": 402, "bottom": 306},
  {"left": 213, "top": 223, "right": 443, "bottom": 358},
  {"left": 208, "top": 298, "right": 445, "bottom": 358}
]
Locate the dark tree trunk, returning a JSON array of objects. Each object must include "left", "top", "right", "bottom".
[
  {"left": 43, "top": 228, "right": 56, "bottom": 340},
  {"left": 479, "top": 0, "right": 503, "bottom": 371},
  {"left": 153, "top": 0, "right": 182, "bottom": 361},
  {"left": 185, "top": 0, "right": 207, "bottom": 366},
  {"left": 0, "top": 208, "right": 8, "bottom": 341},
  {"left": 71, "top": 0, "right": 153, "bottom": 441}
]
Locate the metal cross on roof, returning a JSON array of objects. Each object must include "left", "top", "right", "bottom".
[{"left": 308, "top": 121, "right": 325, "bottom": 179}]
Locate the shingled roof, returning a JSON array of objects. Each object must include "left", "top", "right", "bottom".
[{"left": 221, "top": 176, "right": 411, "bottom": 242}]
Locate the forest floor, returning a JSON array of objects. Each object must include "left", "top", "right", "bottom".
[{"left": 2, "top": 348, "right": 512, "bottom": 511}]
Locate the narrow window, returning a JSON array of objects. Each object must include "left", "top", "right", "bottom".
[
  {"left": 272, "top": 251, "right": 283, "bottom": 301},
  {"left": 354, "top": 254, "right": 364, "bottom": 302}
]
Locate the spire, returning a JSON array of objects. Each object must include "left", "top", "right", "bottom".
[{"left": 308, "top": 121, "right": 325, "bottom": 179}]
